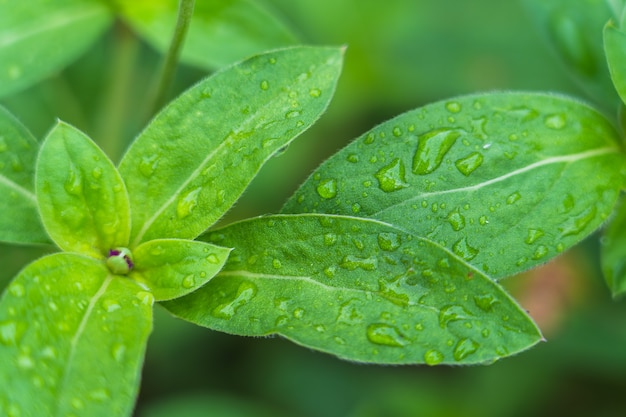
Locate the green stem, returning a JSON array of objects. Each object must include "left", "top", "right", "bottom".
[{"left": 148, "top": 0, "right": 196, "bottom": 118}]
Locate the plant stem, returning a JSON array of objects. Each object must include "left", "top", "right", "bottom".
[{"left": 148, "top": 0, "right": 196, "bottom": 118}]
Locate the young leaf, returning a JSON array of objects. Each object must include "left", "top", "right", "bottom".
[
  {"left": 163, "top": 215, "right": 542, "bottom": 365},
  {"left": 120, "top": 46, "right": 344, "bottom": 246},
  {"left": 0, "top": 0, "right": 113, "bottom": 98},
  {"left": 113, "top": 0, "right": 297, "bottom": 70},
  {"left": 0, "top": 253, "right": 153, "bottom": 417},
  {"left": 283, "top": 93, "right": 624, "bottom": 279},
  {"left": 36, "top": 121, "right": 131, "bottom": 257},
  {"left": 522, "top": 0, "right": 619, "bottom": 108},
  {"left": 605, "top": 18, "right": 626, "bottom": 106},
  {"left": 130, "top": 238, "right": 231, "bottom": 301},
  {"left": 0, "top": 106, "right": 49, "bottom": 244},
  {"left": 601, "top": 199, "right": 626, "bottom": 297}
]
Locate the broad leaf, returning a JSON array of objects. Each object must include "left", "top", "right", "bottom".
[
  {"left": 120, "top": 46, "right": 344, "bottom": 246},
  {"left": 0, "top": 253, "right": 153, "bottom": 417},
  {"left": 163, "top": 215, "right": 542, "bottom": 365},
  {"left": 114, "top": 0, "right": 297, "bottom": 70},
  {"left": 0, "top": 106, "right": 49, "bottom": 244},
  {"left": 131, "top": 239, "right": 231, "bottom": 301},
  {"left": 282, "top": 93, "right": 623, "bottom": 279},
  {"left": 0, "top": 0, "right": 113, "bottom": 98},
  {"left": 522, "top": 0, "right": 619, "bottom": 108},
  {"left": 602, "top": 199, "right": 626, "bottom": 297},
  {"left": 605, "top": 18, "right": 626, "bottom": 106},
  {"left": 36, "top": 122, "right": 131, "bottom": 257}
]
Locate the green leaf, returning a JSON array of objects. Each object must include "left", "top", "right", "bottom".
[
  {"left": 522, "top": 0, "right": 620, "bottom": 108},
  {"left": 120, "top": 46, "right": 344, "bottom": 246},
  {"left": 130, "top": 239, "right": 231, "bottom": 301},
  {"left": 0, "top": 0, "right": 113, "bottom": 98},
  {"left": 282, "top": 93, "right": 624, "bottom": 279},
  {"left": 602, "top": 198, "right": 626, "bottom": 297},
  {"left": 605, "top": 18, "right": 626, "bottom": 106},
  {"left": 163, "top": 215, "right": 542, "bottom": 365},
  {"left": 36, "top": 121, "right": 131, "bottom": 257},
  {"left": 114, "top": 0, "right": 297, "bottom": 70},
  {"left": 0, "top": 106, "right": 49, "bottom": 245},
  {"left": 0, "top": 253, "right": 153, "bottom": 417}
]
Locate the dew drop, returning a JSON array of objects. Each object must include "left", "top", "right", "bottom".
[
  {"left": 366, "top": 323, "right": 409, "bottom": 347},
  {"left": 506, "top": 192, "right": 521, "bottom": 205},
  {"left": 377, "top": 232, "right": 401, "bottom": 251},
  {"left": 324, "top": 233, "right": 338, "bottom": 246},
  {"left": 439, "top": 305, "right": 471, "bottom": 328},
  {"left": 446, "top": 208, "right": 466, "bottom": 231},
  {"left": 473, "top": 294, "right": 498, "bottom": 312},
  {"left": 285, "top": 110, "right": 301, "bottom": 119},
  {"left": 272, "top": 259, "right": 282, "bottom": 269},
  {"left": 206, "top": 254, "right": 220, "bottom": 264},
  {"left": 135, "top": 291, "right": 154, "bottom": 306},
  {"left": 111, "top": 343, "right": 126, "bottom": 362},
  {"left": 309, "top": 88, "right": 322, "bottom": 97},
  {"left": 211, "top": 282, "right": 257, "bottom": 319},
  {"left": 453, "top": 338, "right": 480, "bottom": 361},
  {"left": 182, "top": 274, "right": 195, "bottom": 289},
  {"left": 293, "top": 308, "right": 306, "bottom": 319},
  {"left": 102, "top": 299, "right": 121, "bottom": 313},
  {"left": 64, "top": 170, "right": 83, "bottom": 195},
  {"left": 445, "top": 101, "right": 462, "bottom": 113},
  {"left": 347, "top": 153, "right": 359, "bottom": 163},
  {"left": 525, "top": 228, "right": 545, "bottom": 244},
  {"left": 351, "top": 203, "right": 361, "bottom": 213},
  {"left": 88, "top": 388, "right": 111, "bottom": 402},
  {"left": 324, "top": 266, "right": 336, "bottom": 278},
  {"left": 452, "top": 237, "right": 479, "bottom": 260},
  {"left": 455, "top": 152, "right": 484, "bottom": 176},
  {"left": 424, "top": 349, "right": 444, "bottom": 365},
  {"left": 412, "top": 129, "right": 462, "bottom": 175},
  {"left": 176, "top": 187, "right": 202, "bottom": 218},
  {"left": 8, "top": 282, "right": 25, "bottom": 297},
  {"left": 375, "top": 158, "right": 409, "bottom": 192},
  {"left": 340, "top": 255, "right": 378, "bottom": 271},
  {"left": 559, "top": 206, "right": 596, "bottom": 237},
  {"left": 0, "top": 320, "right": 27, "bottom": 346},
  {"left": 544, "top": 113, "right": 567, "bottom": 129},
  {"left": 260, "top": 80, "right": 270, "bottom": 90},
  {"left": 392, "top": 126, "right": 403, "bottom": 137},
  {"left": 91, "top": 167, "right": 103, "bottom": 179},
  {"left": 139, "top": 154, "right": 159, "bottom": 177},
  {"left": 532, "top": 245, "right": 549, "bottom": 260},
  {"left": 316, "top": 179, "right": 337, "bottom": 199}
]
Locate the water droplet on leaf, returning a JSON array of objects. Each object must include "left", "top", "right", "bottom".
[
  {"left": 445, "top": 101, "right": 462, "bottom": 113},
  {"left": 446, "top": 208, "right": 466, "bottom": 231},
  {"left": 176, "top": 187, "right": 202, "bottom": 218},
  {"left": 316, "top": 179, "right": 337, "bottom": 199},
  {"left": 139, "top": 154, "right": 159, "bottom": 177},
  {"left": 182, "top": 275, "right": 195, "bottom": 289},
  {"left": 260, "top": 80, "right": 270, "bottom": 90},
  {"left": 525, "top": 228, "right": 545, "bottom": 244},
  {"left": 452, "top": 237, "right": 479, "bottom": 260},
  {"left": 366, "top": 323, "right": 409, "bottom": 347},
  {"left": 424, "top": 349, "right": 444, "bottom": 365},
  {"left": 455, "top": 152, "right": 483, "bottom": 176},
  {"left": 211, "top": 282, "right": 257, "bottom": 319},
  {"left": 340, "top": 255, "right": 378, "bottom": 271},
  {"left": 375, "top": 158, "right": 409, "bottom": 192},
  {"left": 0, "top": 320, "right": 27, "bottom": 346},
  {"left": 453, "top": 338, "right": 480, "bottom": 361},
  {"left": 439, "top": 305, "right": 471, "bottom": 328},
  {"left": 412, "top": 129, "right": 462, "bottom": 175},
  {"left": 378, "top": 232, "right": 401, "bottom": 251}
]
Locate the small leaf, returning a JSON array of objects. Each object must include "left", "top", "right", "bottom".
[
  {"left": 605, "top": 19, "right": 626, "bottom": 106},
  {"left": 36, "top": 121, "right": 131, "bottom": 257},
  {"left": 120, "top": 46, "right": 344, "bottom": 246},
  {"left": 0, "top": 106, "right": 49, "bottom": 244},
  {"left": 522, "top": 0, "right": 619, "bottom": 107},
  {"left": 163, "top": 215, "right": 542, "bottom": 365},
  {"left": 0, "top": 0, "right": 113, "bottom": 97},
  {"left": 283, "top": 93, "right": 624, "bottom": 279},
  {"left": 114, "top": 0, "right": 297, "bottom": 70},
  {"left": 130, "top": 239, "right": 231, "bottom": 301},
  {"left": 602, "top": 199, "right": 626, "bottom": 297},
  {"left": 0, "top": 253, "right": 153, "bottom": 417}
]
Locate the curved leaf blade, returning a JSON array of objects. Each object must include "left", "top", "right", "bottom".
[
  {"left": 114, "top": 0, "right": 297, "bottom": 70},
  {"left": 0, "top": 106, "right": 49, "bottom": 244},
  {"left": 120, "top": 46, "right": 344, "bottom": 246},
  {"left": 605, "top": 19, "right": 626, "bottom": 106},
  {"left": 36, "top": 122, "right": 131, "bottom": 257},
  {"left": 601, "top": 198, "right": 626, "bottom": 297},
  {"left": 0, "top": 253, "right": 153, "bottom": 417},
  {"left": 163, "top": 215, "right": 542, "bottom": 365},
  {"left": 283, "top": 93, "right": 623, "bottom": 279},
  {"left": 0, "top": 0, "right": 112, "bottom": 98},
  {"left": 131, "top": 239, "right": 231, "bottom": 301}
]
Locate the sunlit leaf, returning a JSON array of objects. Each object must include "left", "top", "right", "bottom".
[
  {"left": 522, "top": 0, "right": 619, "bottom": 108},
  {"left": 0, "top": 106, "right": 49, "bottom": 244},
  {"left": 602, "top": 199, "right": 626, "bottom": 297},
  {"left": 119, "top": 46, "right": 343, "bottom": 246},
  {"left": 605, "top": 18, "right": 626, "bottom": 106},
  {"left": 163, "top": 215, "right": 542, "bottom": 365},
  {"left": 130, "top": 239, "right": 231, "bottom": 301},
  {"left": 0, "top": 0, "right": 113, "bottom": 98},
  {"left": 114, "top": 0, "right": 297, "bottom": 70},
  {"left": 282, "top": 93, "right": 623, "bottom": 279},
  {"left": 36, "top": 122, "right": 130, "bottom": 257},
  {"left": 0, "top": 253, "right": 153, "bottom": 417}
]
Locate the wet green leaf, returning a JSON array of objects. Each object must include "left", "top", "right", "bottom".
[
  {"left": 0, "top": 253, "right": 153, "bottom": 417},
  {"left": 602, "top": 199, "right": 626, "bottom": 297},
  {"left": 113, "top": 0, "right": 297, "bottom": 70},
  {"left": 130, "top": 239, "right": 231, "bottom": 301},
  {"left": 522, "top": 0, "right": 619, "bottom": 108},
  {"left": 605, "top": 18, "right": 626, "bottom": 106},
  {"left": 36, "top": 121, "right": 130, "bottom": 257},
  {"left": 0, "top": 106, "right": 49, "bottom": 244},
  {"left": 283, "top": 93, "right": 623, "bottom": 279},
  {"left": 163, "top": 215, "right": 542, "bottom": 365},
  {"left": 120, "top": 46, "right": 343, "bottom": 246},
  {"left": 0, "top": 0, "right": 113, "bottom": 98}
]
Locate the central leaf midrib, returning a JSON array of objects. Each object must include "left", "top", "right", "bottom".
[{"left": 0, "top": 173, "right": 36, "bottom": 203}]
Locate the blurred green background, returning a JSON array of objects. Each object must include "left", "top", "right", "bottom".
[{"left": 2, "top": 0, "right": 626, "bottom": 416}]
